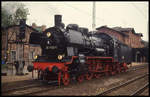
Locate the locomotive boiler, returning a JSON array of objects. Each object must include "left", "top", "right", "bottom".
[
  {"left": 27, "top": 15, "right": 132, "bottom": 85},
  {"left": 29, "top": 15, "right": 108, "bottom": 61}
]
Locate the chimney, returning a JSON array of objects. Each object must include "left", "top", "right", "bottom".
[
  {"left": 54, "top": 15, "right": 62, "bottom": 27},
  {"left": 32, "top": 23, "right": 37, "bottom": 28},
  {"left": 20, "top": 19, "right": 26, "bottom": 25}
]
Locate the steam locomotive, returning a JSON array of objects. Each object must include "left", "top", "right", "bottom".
[{"left": 27, "top": 15, "right": 132, "bottom": 85}]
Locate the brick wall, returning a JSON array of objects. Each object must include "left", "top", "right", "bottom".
[
  {"left": 97, "top": 27, "right": 125, "bottom": 43},
  {"left": 96, "top": 27, "right": 144, "bottom": 48},
  {"left": 125, "top": 31, "right": 144, "bottom": 48}
]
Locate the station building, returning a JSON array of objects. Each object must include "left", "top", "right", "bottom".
[
  {"left": 96, "top": 26, "right": 149, "bottom": 63},
  {"left": 1, "top": 23, "right": 46, "bottom": 67}
]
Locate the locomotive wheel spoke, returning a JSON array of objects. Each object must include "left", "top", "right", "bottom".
[
  {"left": 85, "top": 72, "right": 93, "bottom": 80},
  {"left": 62, "top": 72, "right": 70, "bottom": 86},
  {"left": 77, "top": 75, "right": 84, "bottom": 83}
]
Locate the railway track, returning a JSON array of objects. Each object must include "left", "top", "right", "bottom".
[
  {"left": 2, "top": 79, "right": 40, "bottom": 90},
  {"left": 131, "top": 83, "right": 149, "bottom": 96},
  {"left": 2, "top": 64, "right": 148, "bottom": 96},
  {"left": 27, "top": 65, "right": 148, "bottom": 96},
  {"left": 2, "top": 83, "right": 44, "bottom": 93},
  {"left": 97, "top": 73, "right": 149, "bottom": 96},
  {"left": 2, "top": 81, "right": 60, "bottom": 96},
  {"left": 21, "top": 85, "right": 60, "bottom": 96}
]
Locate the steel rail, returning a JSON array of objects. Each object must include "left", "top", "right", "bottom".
[
  {"left": 2, "top": 81, "right": 59, "bottom": 96},
  {"left": 20, "top": 85, "right": 60, "bottom": 96},
  {"left": 2, "top": 83, "right": 44, "bottom": 93},
  {"left": 130, "top": 83, "right": 149, "bottom": 96},
  {"left": 97, "top": 73, "right": 149, "bottom": 96}
]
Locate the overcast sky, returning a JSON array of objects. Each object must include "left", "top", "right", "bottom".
[{"left": 2, "top": 1, "right": 149, "bottom": 41}]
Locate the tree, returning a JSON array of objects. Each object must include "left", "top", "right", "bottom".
[
  {"left": 2, "top": 2, "right": 29, "bottom": 28},
  {"left": 1, "top": 8, "right": 13, "bottom": 28},
  {"left": 2, "top": 2, "right": 30, "bottom": 75}
]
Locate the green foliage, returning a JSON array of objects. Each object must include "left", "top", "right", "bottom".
[
  {"left": 1, "top": 8, "right": 12, "bottom": 28},
  {"left": 2, "top": 2, "right": 29, "bottom": 28}
]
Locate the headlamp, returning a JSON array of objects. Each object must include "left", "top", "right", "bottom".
[
  {"left": 47, "top": 32, "right": 51, "bottom": 37},
  {"left": 34, "top": 55, "right": 38, "bottom": 59},
  {"left": 58, "top": 55, "right": 63, "bottom": 60}
]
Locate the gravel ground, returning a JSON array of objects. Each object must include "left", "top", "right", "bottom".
[
  {"left": 1, "top": 73, "right": 33, "bottom": 83},
  {"left": 1, "top": 64, "right": 149, "bottom": 96},
  {"left": 1, "top": 70, "right": 39, "bottom": 84}
]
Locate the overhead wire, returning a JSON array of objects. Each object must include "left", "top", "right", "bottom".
[
  {"left": 63, "top": 3, "right": 105, "bottom": 23},
  {"left": 131, "top": 3, "right": 147, "bottom": 20}
]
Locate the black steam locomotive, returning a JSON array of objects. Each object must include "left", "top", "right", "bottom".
[
  {"left": 28, "top": 15, "right": 132, "bottom": 85},
  {"left": 29, "top": 15, "right": 132, "bottom": 63}
]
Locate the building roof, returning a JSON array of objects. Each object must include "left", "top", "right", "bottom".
[
  {"left": 112, "top": 27, "right": 133, "bottom": 32},
  {"left": 2, "top": 24, "right": 40, "bottom": 32},
  {"left": 96, "top": 26, "right": 128, "bottom": 37},
  {"left": 96, "top": 26, "right": 143, "bottom": 37},
  {"left": 112, "top": 27, "right": 143, "bottom": 37},
  {"left": 31, "top": 23, "right": 46, "bottom": 32},
  {"left": 26, "top": 25, "right": 40, "bottom": 32}
]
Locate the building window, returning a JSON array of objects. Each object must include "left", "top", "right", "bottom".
[
  {"left": 29, "top": 51, "right": 34, "bottom": 60},
  {"left": 11, "top": 50, "right": 16, "bottom": 62}
]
